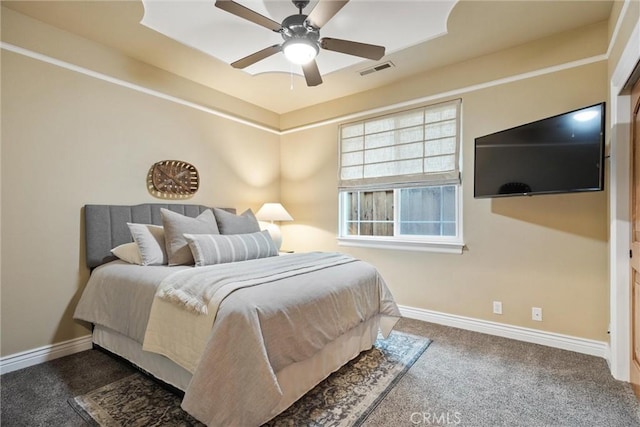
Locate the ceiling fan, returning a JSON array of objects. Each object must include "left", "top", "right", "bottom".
[{"left": 215, "top": 0, "right": 386, "bottom": 87}]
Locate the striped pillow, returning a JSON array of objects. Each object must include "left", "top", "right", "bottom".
[{"left": 184, "top": 230, "right": 278, "bottom": 267}]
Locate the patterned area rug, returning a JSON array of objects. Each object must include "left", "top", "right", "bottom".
[{"left": 69, "top": 331, "right": 430, "bottom": 426}]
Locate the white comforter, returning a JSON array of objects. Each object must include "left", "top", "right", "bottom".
[{"left": 75, "top": 253, "right": 401, "bottom": 426}]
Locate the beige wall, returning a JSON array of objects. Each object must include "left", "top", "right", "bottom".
[
  {"left": 0, "top": 5, "right": 622, "bottom": 357},
  {"left": 1, "top": 41, "right": 280, "bottom": 356},
  {"left": 1, "top": 7, "right": 280, "bottom": 131},
  {"left": 280, "top": 21, "right": 608, "bottom": 131},
  {"left": 280, "top": 49, "right": 609, "bottom": 341}
]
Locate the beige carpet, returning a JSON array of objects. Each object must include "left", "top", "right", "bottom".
[{"left": 4, "top": 318, "right": 639, "bottom": 426}]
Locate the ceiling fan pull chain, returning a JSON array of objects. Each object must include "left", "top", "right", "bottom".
[{"left": 290, "top": 62, "right": 295, "bottom": 90}]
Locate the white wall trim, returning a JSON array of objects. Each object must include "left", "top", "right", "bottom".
[
  {"left": 399, "top": 305, "right": 609, "bottom": 359},
  {"left": 0, "top": 42, "right": 280, "bottom": 135},
  {"left": 608, "top": 9, "right": 640, "bottom": 381},
  {"left": 0, "top": 308, "right": 610, "bottom": 376},
  {"left": 337, "top": 237, "right": 464, "bottom": 254},
  {"left": 0, "top": 335, "right": 93, "bottom": 375}
]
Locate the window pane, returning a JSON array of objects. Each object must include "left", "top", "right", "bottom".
[
  {"left": 443, "top": 223, "right": 456, "bottom": 236},
  {"left": 442, "top": 185, "right": 456, "bottom": 221},
  {"left": 343, "top": 191, "right": 393, "bottom": 237},
  {"left": 399, "top": 186, "right": 456, "bottom": 236},
  {"left": 400, "top": 222, "right": 443, "bottom": 235},
  {"left": 346, "top": 192, "right": 358, "bottom": 221}
]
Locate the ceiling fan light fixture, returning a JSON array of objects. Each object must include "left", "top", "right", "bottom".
[{"left": 283, "top": 39, "right": 319, "bottom": 65}]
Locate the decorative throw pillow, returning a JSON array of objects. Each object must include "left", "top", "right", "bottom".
[
  {"left": 213, "top": 208, "right": 260, "bottom": 235},
  {"left": 110, "top": 242, "right": 143, "bottom": 265},
  {"left": 161, "top": 208, "right": 219, "bottom": 265},
  {"left": 184, "top": 230, "right": 278, "bottom": 267},
  {"left": 127, "top": 223, "right": 167, "bottom": 266}
]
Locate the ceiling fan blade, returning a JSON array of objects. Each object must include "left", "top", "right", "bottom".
[
  {"left": 215, "top": 0, "right": 281, "bottom": 32},
  {"left": 231, "top": 45, "right": 281, "bottom": 69},
  {"left": 306, "top": 0, "right": 349, "bottom": 29},
  {"left": 320, "top": 37, "right": 385, "bottom": 60},
  {"left": 302, "top": 60, "right": 323, "bottom": 87}
]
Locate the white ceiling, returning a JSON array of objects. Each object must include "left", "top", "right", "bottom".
[
  {"left": 140, "top": 0, "right": 457, "bottom": 77},
  {"left": 3, "top": 1, "right": 614, "bottom": 115}
]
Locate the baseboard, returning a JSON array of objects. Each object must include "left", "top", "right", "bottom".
[
  {"left": 399, "top": 305, "right": 609, "bottom": 359},
  {"left": 0, "top": 309, "right": 610, "bottom": 375},
  {"left": 0, "top": 335, "right": 93, "bottom": 375}
]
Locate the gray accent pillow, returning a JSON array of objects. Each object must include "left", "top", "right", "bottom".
[
  {"left": 127, "top": 223, "right": 167, "bottom": 265},
  {"left": 161, "top": 208, "right": 219, "bottom": 265},
  {"left": 185, "top": 230, "right": 278, "bottom": 267},
  {"left": 213, "top": 208, "right": 260, "bottom": 235}
]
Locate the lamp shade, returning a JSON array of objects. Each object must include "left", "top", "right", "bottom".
[{"left": 255, "top": 203, "right": 293, "bottom": 222}]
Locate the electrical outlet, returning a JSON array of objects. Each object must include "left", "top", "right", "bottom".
[
  {"left": 493, "top": 301, "right": 502, "bottom": 315},
  {"left": 532, "top": 307, "right": 543, "bottom": 321}
]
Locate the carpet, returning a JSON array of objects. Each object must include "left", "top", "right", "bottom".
[{"left": 69, "top": 331, "right": 430, "bottom": 426}]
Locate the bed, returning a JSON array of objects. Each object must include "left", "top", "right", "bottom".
[{"left": 74, "top": 203, "right": 401, "bottom": 426}]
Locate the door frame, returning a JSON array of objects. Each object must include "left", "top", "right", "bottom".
[{"left": 609, "top": 16, "right": 640, "bottom": 381}]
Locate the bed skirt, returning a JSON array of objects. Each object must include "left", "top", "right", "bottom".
[{"left": 93, "top": 315, "right": 381, "bottom": 423}]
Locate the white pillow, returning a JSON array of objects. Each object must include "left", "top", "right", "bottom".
[
  {"left": 184, "top": 230, "right": 278, "bottom": 267},
  {"left": 127, "top": 223, "right": 167, "bottom": 266},
  {"left": 110, "top": 242, "right": 142, "bottom": 265}
]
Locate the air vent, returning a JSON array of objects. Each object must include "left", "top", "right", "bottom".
[{"left": 359, "top": 61, "right": 395, "bottom": 76}]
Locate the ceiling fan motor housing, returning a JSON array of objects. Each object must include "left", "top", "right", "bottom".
[
  {"left": 281, "top": 14, "right": 319, "bottom": 64},
  {"left": 281, "top": 14, "right": 320, "bottom": 43}
]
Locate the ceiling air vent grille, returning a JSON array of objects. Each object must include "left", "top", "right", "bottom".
[{"left": 359, "top": 61, "right": 395, "bottom": 76}]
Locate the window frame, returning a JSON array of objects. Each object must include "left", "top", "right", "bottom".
[{"left": 337, "top": 185, "right": 464, "bottom": 254}]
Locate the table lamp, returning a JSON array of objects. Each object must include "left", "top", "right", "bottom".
[{"left": 255, "top": 203, "right": 293, "bottom": 251}]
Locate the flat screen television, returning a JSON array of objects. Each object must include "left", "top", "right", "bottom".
[{"left": 474, "top": 102, "right": 605, "bottom": 198}]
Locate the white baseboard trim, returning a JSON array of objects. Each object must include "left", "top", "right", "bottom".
[
  {"left": 0, "top": 308, "right": 610, "bottom": 375},
  {"left": 0, "top": 335, "right": 93, "bottom": 375},
  {"left": 399, "top": 305, "right": 610, "bottom": 359}
]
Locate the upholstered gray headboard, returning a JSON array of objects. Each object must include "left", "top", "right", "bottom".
[{"left": 84, "top": 203, "right": 235, "bottom": 269}]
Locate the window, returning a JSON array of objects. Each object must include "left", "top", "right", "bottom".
[{"left": 338, "top": 99, "right": 463, "bottom": 253}]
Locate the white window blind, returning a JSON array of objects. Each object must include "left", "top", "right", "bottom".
[{"left": 339, "top": 99, "right": 461, "bottom": 191}]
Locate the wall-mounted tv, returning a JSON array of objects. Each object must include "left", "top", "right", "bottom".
[{"left": 474, "top": 102, "right": 605, "bottom": 198}]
